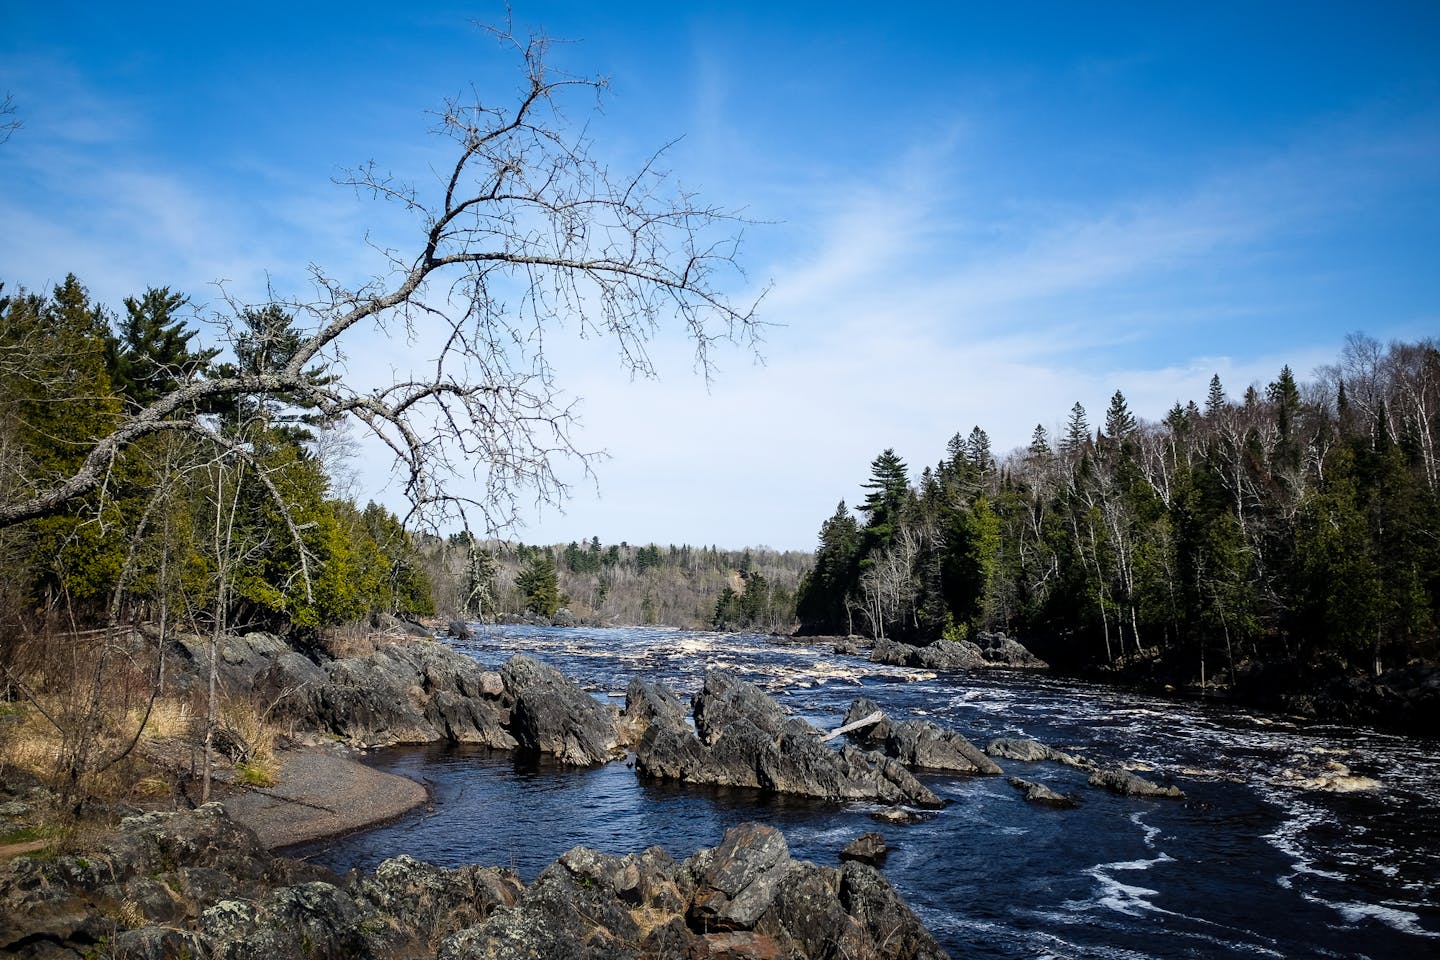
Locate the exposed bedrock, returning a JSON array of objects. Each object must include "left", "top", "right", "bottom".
[
  {"left": 630, "top": 674, "right": 943, "bottom": 807},
  {"left": 841, "top": 697, "right": 1001, "bottom": 776},
  {"left": 0, "top": 807, "right": 950, "bottom": 960},
  {"left": 867, "top": 632, "right": 1047, "bottom": 671}
]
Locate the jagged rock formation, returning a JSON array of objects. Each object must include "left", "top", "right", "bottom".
[
  {"left": 867, "top": 633, "right": 1046, "bottom": 671},
  {"left": 165, "top": 632, "right": 619, "bottom": 765},
  {"left": 0, "top": 807, "right": 950, "bottom": 960},
  {"left": 1088, "top": 768, "right": 1186, "bottom": 799},
  {"left": 841, "top": 697, "right": 1001, "bottom": 775},
  {"left": 1006, "top": 776, "right": 1078, "bottom": 808},
  {"left": 631, "top": 673, "right": 944, "bottom": 807},
  {"left": 985, "top": 737, "right": 1094, "bottom": 771}
]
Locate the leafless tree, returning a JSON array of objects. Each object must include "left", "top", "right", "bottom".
[
  {"left": 0, "top": 26, "right": 762, "bottom": 535},
  {"left": 0, "top": 93, "right": 18, "bottom": 145}
]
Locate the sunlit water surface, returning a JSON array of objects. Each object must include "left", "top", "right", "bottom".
[{"left": 289, "top": 626, "right": 1440, "bottom": 959}]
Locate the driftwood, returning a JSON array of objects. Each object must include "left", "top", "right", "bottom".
[{"left": 820, "top": 710, "right": 884, "bottom": 743}]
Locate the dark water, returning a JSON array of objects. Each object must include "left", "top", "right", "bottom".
[{"left": 289, "top": 626, "right": 1440, "bottom": 959}]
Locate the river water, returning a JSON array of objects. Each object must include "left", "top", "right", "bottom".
[{"left": 290, "top": 626, "right": 1440, "bottom": 959}]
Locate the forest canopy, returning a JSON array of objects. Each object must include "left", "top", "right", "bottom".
[{"left": 796, "top": 335, "right": 1440, "bottom": 685}]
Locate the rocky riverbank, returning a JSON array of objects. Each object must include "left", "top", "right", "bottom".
[{"left": 0, "top": 800, "right": 948, "bottom": 960}]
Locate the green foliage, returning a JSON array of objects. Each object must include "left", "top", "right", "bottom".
[
  {"left": 0, "top": 276, "right": 435, "bottom": 635},
  {"left": 797, "top": 337, "right": 1440, "bottom": 681},
  {"left": 515, "top": 552, "right": 563, "bottom": 617}
]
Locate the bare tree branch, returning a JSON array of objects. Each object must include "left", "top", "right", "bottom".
[{"left": 0, "top": 26, "right": 764, "bottom": 535}]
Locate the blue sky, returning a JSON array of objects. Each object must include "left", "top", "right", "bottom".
[{"left": 3, "top": 2, "right": 1437, "bottom": 549}]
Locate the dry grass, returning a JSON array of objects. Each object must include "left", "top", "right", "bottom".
[{"left": 317, "top": 621, "right": 420, "bottom": 659}]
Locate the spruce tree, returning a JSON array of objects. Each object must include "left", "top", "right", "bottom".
[
  {"left": 1104, "top": 389, "right": 1137, "bottom": 441},
  {"left": 1205, "top": 374, "right": 1226, "bottom": 417}
]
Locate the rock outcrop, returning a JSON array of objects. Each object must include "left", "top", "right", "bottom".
[
  {"left": 841, "top": 697, "right": 1001, "bottom": 775},
  {"left": 501, "top": 654, "right": 621, "bottom": 765},
  {"left": 973, "top": 632, "right": 1049, "bottom": 668},
  {"left": 0, "top": 809, "right": 950, "bottom": 960},
  {"left": 1006, "top": 776, "right": 1077, "bottom": 808},
  {"left": 632, "top": 674, "right": 944, "bottom": 807},
  {"left": 164, "top": 631, "right": 619, "bottom": 765},
  {"left": 985, "top": 736, "right": 1094, "bottom": 770},
  {"left": 1088, "top": 768, "right": 1186, "bottom": 799},
  {"left": 839, "top": 831, "right": 890, "bottom": 866},
  {"left": 867, "top": 633, "right": 1047, "bottom": 671},
  {"left": 870, "top": 637, "right": 987, "bottom": 671}
]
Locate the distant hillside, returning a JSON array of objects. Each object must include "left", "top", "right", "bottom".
[{"left": 421, "top": 536, "right": 812, "bottom": 631}]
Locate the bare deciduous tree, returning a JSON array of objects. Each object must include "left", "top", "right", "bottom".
[{"left": 0, "top": 26, "right": 762, "bottom": 535}]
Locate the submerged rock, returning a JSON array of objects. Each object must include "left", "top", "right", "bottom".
[
  {"left": 1272, "top": 759, "right": 1382, "bottom": 793},
  {"left": 842, "top": 697, "right": 1000, "bottom": 775}
]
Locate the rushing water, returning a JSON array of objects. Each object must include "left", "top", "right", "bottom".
[{"left": 290, "top": 626, "right": 1440, "bottom": 959}]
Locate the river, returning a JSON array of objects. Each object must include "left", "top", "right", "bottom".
[{"left": 288, "top": 626, "right": 1440, "bottom": 959}]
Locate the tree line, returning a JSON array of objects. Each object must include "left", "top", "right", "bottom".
[
  {"left": 796, "top": 335, "right": 1440, "bottom": 687},
  {"left": 0, "top": 274, "right": 435, "bottom": 650},
  {"left": 424, "top": 535, "right": 806, "bottom": 632}
]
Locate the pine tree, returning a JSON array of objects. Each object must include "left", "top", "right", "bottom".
[
  {"left": 515, "top": 551, "right": 563, "bottom": 616},
  {"left": 796, "top": 501, "right": 861, "bottom": 633},
  {"left": 111, "top": 287, "right": 218, "bottom": 408},
  {"left": 966, "top": 426, "right": 993, "bottom": 475},
  {"left": 1104, "top": 390, "right": 1137, "bottom": 441},
  {"left": 1061, "top": 402, "right": 1090, "bottom": 454},
  {"left": 857, "top": 449, "right": 911, "bottom": 559},
  {"left": 1205, "top": 374, "right": 1226, "bottom": 417},
  {"left": 1028, "top": 424, "right": 1051, "bottom": 458}
]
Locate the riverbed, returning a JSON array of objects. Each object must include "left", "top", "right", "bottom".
[{"left": 289, "top": 626, "right": 1440, "bottom": 959}]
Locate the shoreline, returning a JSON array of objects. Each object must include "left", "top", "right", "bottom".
[{"left": 221, "top": 742, "right": 429, "bottom": 850}]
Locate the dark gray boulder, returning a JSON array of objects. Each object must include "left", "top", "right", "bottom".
[
  {"left": 870, "top": 636, "right": 988, "bottom": 671},
  {"left": 618, "top": 677, "right": 689, "bottom": 747},
  {"left": 973, "top": 631, "right": 1049, "bottom": 668},
  {"left": 839, "top": 832, "right": 890, "bottom": 866},
  {"left": 693, "top": 670, "right": 800, "bottom": 743},
  {"left": 842, "top": 697, "right": 1000, "bottom": 775},
  {"left": 447, "top": 619, "right": 474, "bottom": 640},
  {"left": 985, "top": 736, "right": 1093, "bottom": 770},
  {"left": 1006, "top": 776, "right": 1078, "bottom": 808},
  {"left": 633, "top": 673, "right": 943, "bottom": 807},
  {"left": 688, "top": 822, "right": 794, "bottom": 931},
  {"left": 840, "top": 860, "right": 950, "bottom": 960},
  {"left": 1089, "top": 768, "right": 1186, "bottom": 799},
  {"left": 501, "top": 654, "right": 621, "bottom": 766}
]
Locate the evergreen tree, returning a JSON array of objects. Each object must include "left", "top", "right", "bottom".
[
  {"left": 515, "top": 551, "right": 563, "bottom": 616},
  {"left": 1205, "top": 374, "right": 1227, "bottom": 417},
  {"left": 1104, "top": 389, "right": 1137, "bottom": 441},
  {"left": 111, "top": 287, "right": 218, "bottom": 408},
  {"left": 796, "top": 501, "right": 861, "bottom": 633},
  {"left": 857, "top": 449, "right": 911, "bottom": 560},
  {"left": 1061, "top": 402, "right": 1090, "bottom": 454},
  {"left": 966, "top": 426, "right": 993, "bottom": 475},
  {"left": 1028, "top": 424, "right": 1052, "bottom": 458}
]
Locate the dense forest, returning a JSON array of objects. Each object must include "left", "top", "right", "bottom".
[
  {"left": 0, "top": 275, "right": 435, "bottom": 652},
  {"left": 423, "top": 536, "right": 806, "bottom": 632},
  {"left": 796, "top": 335, "right": 1440, "bottom": 689}
]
